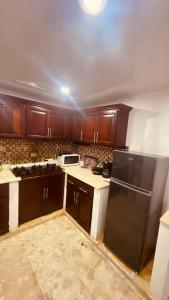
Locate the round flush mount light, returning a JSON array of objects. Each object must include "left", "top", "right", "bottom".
[
  {"left": 60, "top": 86, "right": 71, "bottom": 95},
  {"left": 79, "top": 0, "right": 107, "bottom": 15}
]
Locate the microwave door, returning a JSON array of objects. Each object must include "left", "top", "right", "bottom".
[{"left": 64, "top": 156, "right": 79, "bottom": 165}]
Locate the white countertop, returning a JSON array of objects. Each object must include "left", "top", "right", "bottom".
[
  {"left": 0, "top": 165, "right": 21, "bottom": 184},
  {"left": 160, "top": 210, "right": 169, "bottom": 228},
  {"left": 0, "top": 162, "right": 110, "bottom": 189},
  {"left": 63, "top": 165, "right": 110, "bottom": 190}
]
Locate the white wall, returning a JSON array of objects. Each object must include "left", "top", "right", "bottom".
[{"left": 118, "top": 90, "right": 169, "bottom": 212}]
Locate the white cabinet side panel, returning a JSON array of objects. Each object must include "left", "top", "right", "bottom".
[
  {"left": 90, "top": 187, "right": 109, "bottom": 240},
  {"left": 9, "top": 182, "right": 19, "bottom": 231}
]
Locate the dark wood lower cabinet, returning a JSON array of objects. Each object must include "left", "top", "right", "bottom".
[
  {"left": 66, "top": 175, "right": 94, "bottom": 233},
  {"left": 19, "top": 172, "right": 65, "bottom": 224},
  {"left": 66, "top": 180, "right": 77, "bottom": 219},
  {"left": 0, "top": 184, "right": 9, "bottom": 235},
  {"left": 77, "top": 192, "right": 93, "bottom": 233},
  {"left": 43, "top": 173, "right": 64, "bottom": 215},
  {"left": 19, "top": 177, "right": 44, "bottom": 224}
]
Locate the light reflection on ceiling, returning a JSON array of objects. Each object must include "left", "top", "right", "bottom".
[{"left": 0, "top": 0, "right": 168, "bottom": 107}]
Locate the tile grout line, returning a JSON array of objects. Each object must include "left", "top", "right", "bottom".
[
  {"left": 65, "top": 212, "right": 153, "bottom": 300},
  {"left": 0, "top": 211, "right": 154, "bottom": 300}
]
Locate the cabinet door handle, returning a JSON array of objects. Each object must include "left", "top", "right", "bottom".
[
  {"left": 73, "top": 191, "right": 76, "bottom": 203},
  {"left": 68, "top": 179, "right": 74, "bottom": 185},
  {"left": 43, "top": 188, "right": 46, "bottom": 199},
  {"left": 46, "top": 187, "right": 48, "bottom": 199},
  {"left": 96, "top": 131, "right": 99, "bottom": 143},
  {"left": 50, "top": 128, "right": 52, "bottom": 139},
  {"left": 76, "top": 192, "right": 79, "bottom": 204},
  {"left": 94, "top": 131, "right": 96, "bottom": 143},
  {"left": 80, "top": 130, "right": 83, "bottom": 141},
  {"left": 79, "top": 187, "right": 87, "bottom": 194},
  {"left": 48, "top": 128, "right": 50, "bottom": 138}
]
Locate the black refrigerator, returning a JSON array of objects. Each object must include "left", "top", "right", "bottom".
[{"left": 104, "top": 150, "right": 169, "bottom": 272}]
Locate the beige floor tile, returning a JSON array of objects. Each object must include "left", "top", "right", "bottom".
[{"left": 0, "top": 214, "right": 150, "bottom": 300}]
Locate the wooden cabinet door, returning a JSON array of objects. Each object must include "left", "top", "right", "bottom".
[
  {"left": 82, "top": 113, "right": 99, "bottom": 143},
  {"left": 98, "top": 110, "right": 117, "bottom": 146},
  {"left": 0, "top": 184, "right": 9, "bottom": 235},
  {"left": 77, "top": 191, "right": 93, "bottom": 233},
  {"left": 66, "top": 177, "right": 77, "bottom": 219},
  {"left": 66, "top": 175, "right": 94, "bottom": 233},
  {"left": 51, "top": 111, "right": 69, "bottom": 139},
  {"left": 19, "top": 177, "right": 43, "bottom": 224},
  {"left": 26, "top": 106, "right": 50, "bottom": 138},
  {"left": 72, "top": 114, "right": 83, "bottom": 142},
  {"left": 43, "top": 173, "right": 64, "bottom": 215},
  {"left": 0, "top": 104, "right": 25, "bottom": 138}
]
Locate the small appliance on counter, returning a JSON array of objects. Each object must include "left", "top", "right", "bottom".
[
  {"left": 57, "top": 153, "right": 80, "bottom": 167},
  {"left": 102, "top": 159, "right": 112, "bottom": 178},
  {"left": 82, "top": 155, "right": 98, "bottom": 170},
  {"left": 92, "top": 166, "right": 103, "bottom": 175}
]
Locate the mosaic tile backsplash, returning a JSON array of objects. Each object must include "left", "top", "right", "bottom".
[{"left": 0, "top": 139, "right": 113, "bottom": 165}]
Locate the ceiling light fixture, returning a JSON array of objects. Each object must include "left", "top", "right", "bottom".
[
  {"left": 60, "top": 86, "right": 71, "bottom": 95},
  {"left": 79, "top": 0, "right": 107, "bottom": 15}
]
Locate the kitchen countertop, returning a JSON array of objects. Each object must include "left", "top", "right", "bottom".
[
  {"left": 160, "top": 210, "right": 169, "bottom": 228},
  {"left": 0, "top": 162, "right": 110, "bottom": 189},
  {"left": 63, "top": 165, "right": 110, "bottom": 190},
  {"left": 0, "top": 165, "right": 21, "bottom": 184}
]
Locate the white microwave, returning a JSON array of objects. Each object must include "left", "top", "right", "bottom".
[{"left": 58, "top": 154, "right": 80, "bottom": 166}]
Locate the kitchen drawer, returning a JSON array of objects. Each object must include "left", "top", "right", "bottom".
[{"left": 67, "top": 175, "right": 94, "bottom": 198}]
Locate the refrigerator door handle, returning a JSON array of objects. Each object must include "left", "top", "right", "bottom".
[{"left": 111, "top": 178, "right": 152, "bottom": 197}]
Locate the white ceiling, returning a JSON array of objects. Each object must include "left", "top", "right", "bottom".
[{"left": 0, "top": 0, "right": 169, "bottom": 108}]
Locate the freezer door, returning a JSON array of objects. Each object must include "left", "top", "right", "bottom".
[
  {"left": 112, "top": 151, "right": 156, "bottom": 191},
  {"left": 104, "top": 181, "right": 151, "bottom": 272}
]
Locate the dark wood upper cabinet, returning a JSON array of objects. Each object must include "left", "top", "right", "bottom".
[
  {"left": 0, "top": 104, "right": 25, "bottom": 138},
  {"left": 0, "top": 94, "right": 132, "bottom": 145},
  {"left": 26, "top": 106, "right": 50, "bottom": 139},
  {"left": 51, "top": 111, "right": 72, "bottom": 140},
  {"left": 0, "top": 183, "right": 9, "bottom": 235},
  {"left": 72, "top": 113, "right": 84, "bottom": 142},
  {"left": 82, "top": 113, "right": 99, "bottom": 143},
  {"left": 98, "top": 110, "right": 117, "bottom": 146},
  {"left": 27, "top": 106, "right": 72, "bottom": 140},
  {"left": 72, "top": 104, "right": 132, "bottom": 148}
]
